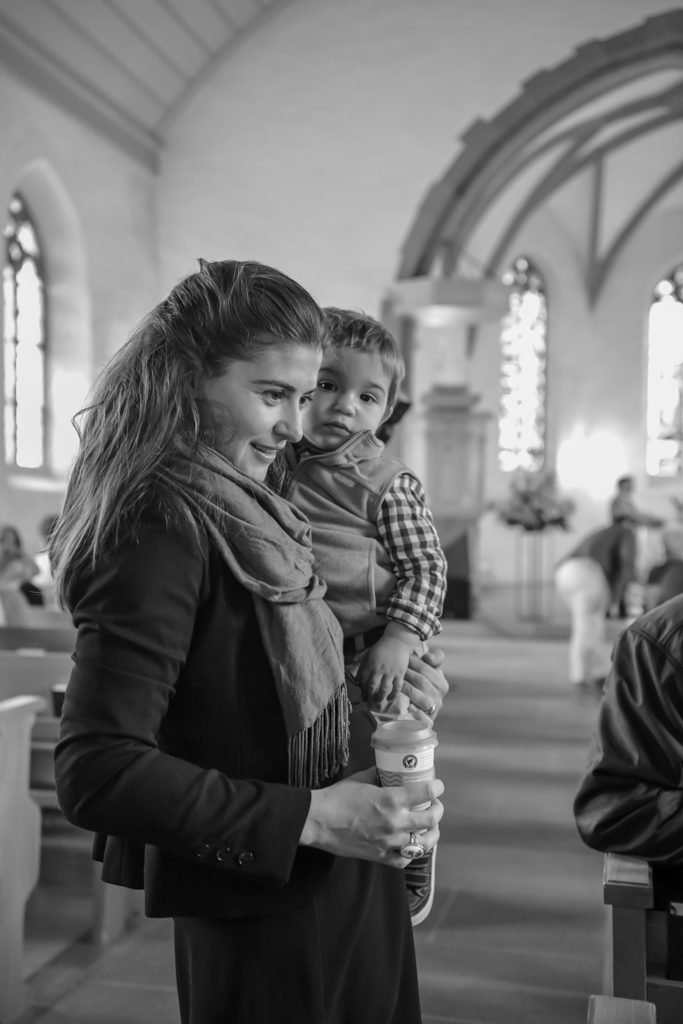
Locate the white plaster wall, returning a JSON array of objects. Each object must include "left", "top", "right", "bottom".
[{"left": 0, "top": 70, "right": 157, "bottom": 548}]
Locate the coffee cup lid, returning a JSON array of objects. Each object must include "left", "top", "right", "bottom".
[{"left": 374, "top": 718, "right": 434, "bottom": 742}]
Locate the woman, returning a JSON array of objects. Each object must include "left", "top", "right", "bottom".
[
  {"left": 0, "top": 524, "right": 39, "bottom": 587},
  {"left": 0, "top": 524, "right": 42, "bottom": 615},
  {"left": 52, "top": 259, "right": 446, "bottom": 1024}
]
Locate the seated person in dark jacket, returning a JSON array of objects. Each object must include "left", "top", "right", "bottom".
[{"left": 574, "top": 593, "right": 683, "bottom": 875}]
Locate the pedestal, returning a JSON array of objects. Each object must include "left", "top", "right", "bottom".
[{"left": 515, "top": 530, "right": 555, "bottom": 621}]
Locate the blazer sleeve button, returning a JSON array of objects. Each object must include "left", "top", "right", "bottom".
[
  {"left": 193, "top": 841, "right": 213, "bottom": 858},
  {"left": 216, "top": 847, "right": 232, "bottom": 862},
  {"left": 237, "top": 850, "right": 255, "bottom": 866}
]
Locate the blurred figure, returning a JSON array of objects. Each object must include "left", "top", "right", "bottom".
[
  {"left": 609, "top": 476, "right": 663, "bottom": 615},
  {"left": 0, "top": 524, "right": 39, "bottom": 596},
  {"left": 644, "top": 553, "right": 683, "bottom": 611},
  {"left": 30, "top": 513, "right": 59, "bottom": 609},
  {"left": 610, "top": 475, "right": 663, "bottom": 528},
  {"left": 554, "top": 522, "right": 636, "bottom": 691},
  {"left": 662, "top": 496, "right": 683, "bottom": 564},
  {"left": 643, "top": 501, "right": 683, "bottom": 611}
]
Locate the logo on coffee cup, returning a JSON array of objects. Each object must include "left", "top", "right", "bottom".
[{"left": 402, "top": 754, "right": 418, "bottom": 769}]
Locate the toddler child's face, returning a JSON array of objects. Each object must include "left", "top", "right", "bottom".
[{"left": 304, "top": 348, "right": 392, "bottom": 450}]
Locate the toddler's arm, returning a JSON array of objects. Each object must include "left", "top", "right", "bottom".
[
  {"left": 376, "top": 473, "right": 447, "bottom": 644},
  {"left": 357, "top": 621, "right": 421, "bottom": 709}
]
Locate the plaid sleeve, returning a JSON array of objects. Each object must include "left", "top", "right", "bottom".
[{"left": 376, "top": 473, "right": 448, "bottom": 641}]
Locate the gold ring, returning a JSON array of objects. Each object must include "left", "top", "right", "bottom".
[
  {"left": 400, "top": 831, "right": 426, "bottom": 859},
  {"left": 426, "top": 702, "right": 437, "bottom": 717}
]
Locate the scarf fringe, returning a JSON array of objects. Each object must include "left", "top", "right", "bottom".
[{"left": 288, "top": 684, "right": 351, "bottom": 788}]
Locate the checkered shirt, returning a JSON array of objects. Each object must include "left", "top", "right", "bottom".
[{"left": 376, "top": 473, "right": 447, "bottom": 641}]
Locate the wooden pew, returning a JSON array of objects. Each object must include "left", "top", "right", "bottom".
[
  {"left": 0, "top": 587, "right": 76, "bottom": 651},
  {"left": 0, "top": 649, "right": 142, "bottom": 961},
  {"left": 0, "top": 695, "right": 45, "bottom": 1023},
  {"left": 588, "top": 994, "right": 657, "bottom": 1022},
  {"left": 30, "top": 714, "right": 61, "bottom": 809},
  {"left": 0, "top": 649, "right": 72, "bottom": 704},
  {"left": 603, "top": 852, "right": 683, "bottom": 1023},
  {"left": 0, "top": 650, "right": 71, "bottom": 812},
  {"left": 28, "top": 713, "right": 144, "bottom": 946},
  {"left": 0, "top": 626, "right": 75, "bottom": 652}
]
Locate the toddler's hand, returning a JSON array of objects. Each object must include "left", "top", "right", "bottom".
[{"left": 357, "top": 635, "right": 412, "bottom": 710}]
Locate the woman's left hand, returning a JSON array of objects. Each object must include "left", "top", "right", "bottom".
[{"left": 400, "top": 647, "right": 449, "bottom": 723}]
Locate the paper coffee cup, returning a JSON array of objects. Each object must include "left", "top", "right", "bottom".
[{"left": 371, "top": 719, "right": 437, "bottom": 808}]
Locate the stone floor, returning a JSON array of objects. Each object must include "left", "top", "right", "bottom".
[{"left": 18, "top": 606, "right": 613, "bottom": 1024}]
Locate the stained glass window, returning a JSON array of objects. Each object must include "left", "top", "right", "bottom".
[
  {"left": 498, "top": 256, "right": 547, "bottom": 473},
  {"left": 3, "top": 193, "right": 46, "bottom": 469},
  {"left": 646, "top": 265, "right": 683, "bottom": 477}
]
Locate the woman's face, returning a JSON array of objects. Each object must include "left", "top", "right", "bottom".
[{"left": 200, "top": 341, "right": 321, "bottom": 481}]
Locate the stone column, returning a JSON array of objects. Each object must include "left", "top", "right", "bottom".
[{"left": 382, "top": 275, "right": 509, "bottom": 616}]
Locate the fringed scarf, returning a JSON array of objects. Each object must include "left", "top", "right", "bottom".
[{"left": 158, "top": 443, "right": 350, "bottom": 789}]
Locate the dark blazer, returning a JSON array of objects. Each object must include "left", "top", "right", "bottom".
[
  {"left": 574, "top": 594, "right": 683, "bottom": 864},
  {"left": 55, "top": 512, "right": 335, "bottom": 919}
]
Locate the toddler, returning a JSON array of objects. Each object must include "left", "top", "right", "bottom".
[{"left": 283, "top": 307, "right": 447, "bottom": 926}]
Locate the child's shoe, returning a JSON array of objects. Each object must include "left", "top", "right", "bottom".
[{"left": 404, "top": 846, "right": 436, "bottom": 927}]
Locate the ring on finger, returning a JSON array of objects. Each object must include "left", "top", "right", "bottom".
[
  {"left": 426, "top": 701, "right": 437, "bottom": 717},
  {"left": 400, "top": 831, "right": 426, "bottom": 859}
]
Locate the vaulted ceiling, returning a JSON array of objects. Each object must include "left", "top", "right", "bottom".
[{"left": 0, "top": 0, "right": 291, "bottom": 169}]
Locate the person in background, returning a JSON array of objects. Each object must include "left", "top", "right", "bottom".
[
  {"left": 553, "top": 522, "right": 636, "bottom": 693},
  {"left": 283, "top": 307, "right": 448, "bottom": 927},
  {"left": 608, "top": 476, "right": 663, "bottom": 616},
  {"left": 51, "top": 258, "right": 447, "bottom": 1024},
  {"left": 609, "top": 474, "right": 663, "bottom": 529},
  {"left": 30, "top": 514, "right": 60, "bottom": 609},
  {"left": 0, "top": 524, "right": 39, "bottom": 599},
  {"left": 574, "top": 591, "right": 683, "bottom": 870},
  {"left": 641, "top": 496, "right": 683, "bottom": 611}
]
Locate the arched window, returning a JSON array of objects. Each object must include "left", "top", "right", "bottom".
[
  {"left": 646, "top": 264, "right": 683, "bottom": 477},
  {"left": 498, "top": 256, "right": 547, "bottom": 473},
  {"left": 2, "top": 192, "right": 46, "bottom": 469}
]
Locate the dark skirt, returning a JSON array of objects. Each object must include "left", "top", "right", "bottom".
[{"left": 173, "top": 855, "right": 421, "bottom": 1024}]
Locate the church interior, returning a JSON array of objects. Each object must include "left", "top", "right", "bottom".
[{"left": 1, "top": 1, "right": 682, "bottom": 1022}]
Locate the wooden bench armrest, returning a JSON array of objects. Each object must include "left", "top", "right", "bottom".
[
  {"left": 603, "top": 854, "right": 654, "bottom": 1000},
  {"left": 604, "top": 853, "right": 654, "bottom": 909},
  {"left": 588, "top": 994, "right": 657, "bottom": 1023}
]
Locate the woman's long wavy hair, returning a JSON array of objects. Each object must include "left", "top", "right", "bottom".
[{"left": 50, "top": 259, "right": 327, "bottom": 606}]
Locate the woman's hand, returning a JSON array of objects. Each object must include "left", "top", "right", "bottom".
[
  {"left": 400, "top": 646, "right": 449, "bottom": 723},
  {"left": 299, "top": 767, "right": 444, "bottom": 868}
]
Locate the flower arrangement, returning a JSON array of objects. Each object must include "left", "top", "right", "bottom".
[{"left": 489, "top": 469, "right": 575, "bottom": 532}]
